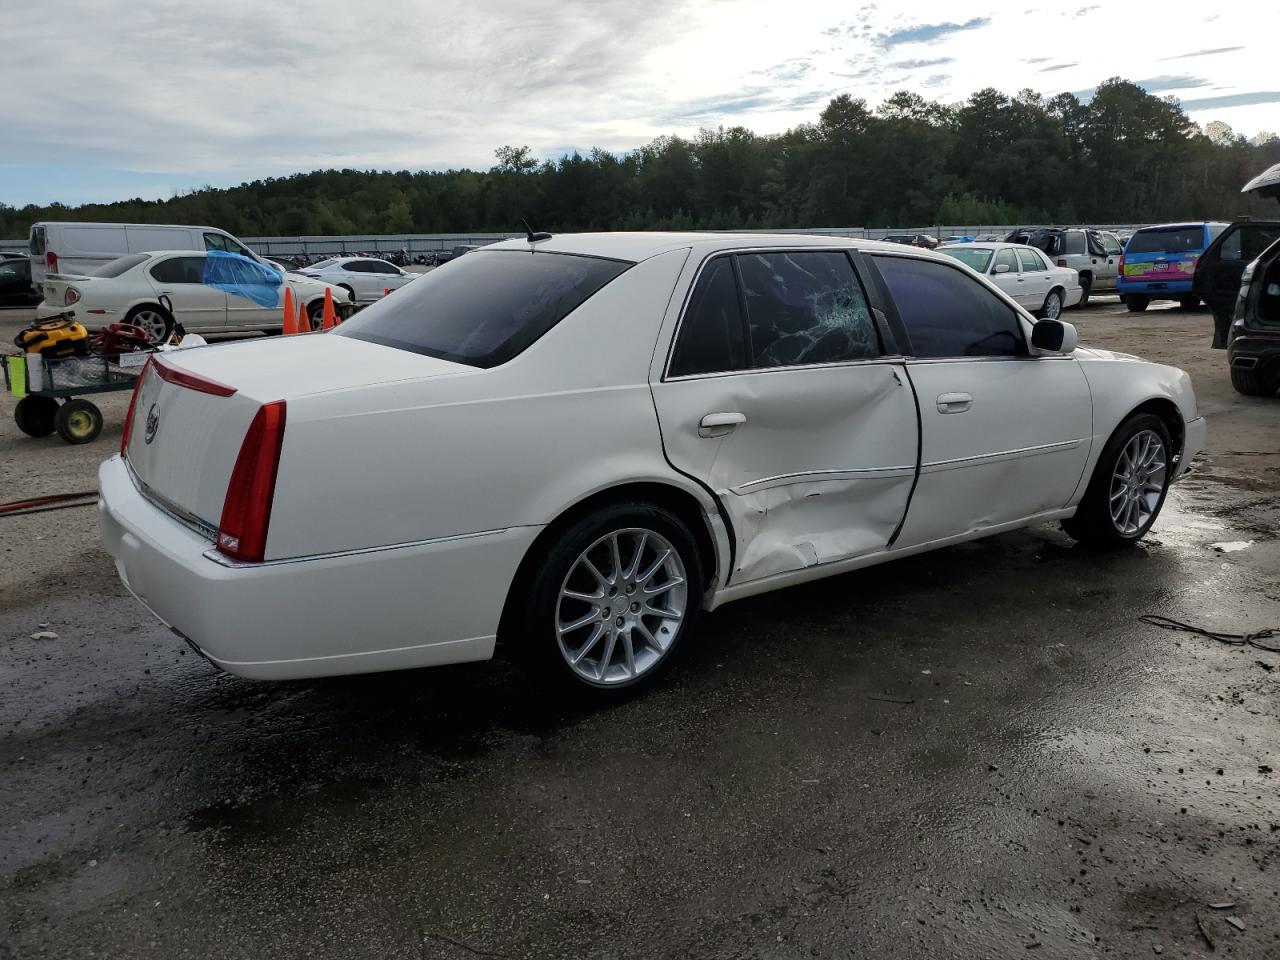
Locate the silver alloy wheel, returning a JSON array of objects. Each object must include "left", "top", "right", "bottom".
[
  {"left": 1043, "top": 291, "right": 1062, "bottom": 320},
  {"left": 1109, "top": 429, "right": 1167, "bottom": 535},
  {"left": 133, "top": 309, "right": 169, "bottom": 344},
  {"left": 556, "top": 527, "right": 688, "bottom": 686}
]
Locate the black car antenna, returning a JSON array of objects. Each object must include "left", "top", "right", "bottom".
[{"left": 521, "top": 218, "right": 552, "bottom": 243}]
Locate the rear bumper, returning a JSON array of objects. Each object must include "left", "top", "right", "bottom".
[
  {"left": 98, "top": 455, "right": 539, "bottom": 680},
  {"left": 1118, "top": 279, "right": 1194, "bottom": 296},
  {"left": 1227, "top": 332, "right": 1280, "bottom": 375}
]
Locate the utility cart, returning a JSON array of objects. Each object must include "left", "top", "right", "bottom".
[{"left": 5, "top": 349, "right": 148, "bottom": 444}]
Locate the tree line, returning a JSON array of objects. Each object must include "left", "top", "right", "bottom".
[{"left": 3, "top": 78, "right": 1278, "bottom": 241}]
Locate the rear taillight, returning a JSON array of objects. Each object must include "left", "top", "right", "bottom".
[
  {"left": 1117, "top": 254, "right": 1125, "bottom": 275},
  {"left": 216, "top": 401, "right": 287, "bottom": 563},
  {"left": 152, "top": 356, "right": 237, "bottom": 396},
  {"left": 119, "top": 357, "right": 153, "bottom": 456},
  {"left": 64, "top": 287, "right": 80, "bottom": 306},
  {"left": 45, "top": 251, "right": 58, "bottom": 273},
  {"left": 1055, "top": 258, "right": 1068, "bottom": 268}
]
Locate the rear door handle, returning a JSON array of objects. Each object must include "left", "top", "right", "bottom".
[
  {"left": 699, "top": 412, "right": 746, "bottom": 438},
  {"left": 936, "top": 393, "right": 972, "bottom": 414}
]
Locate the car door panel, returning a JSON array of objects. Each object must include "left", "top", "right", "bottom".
[
  {"left": 147, "top": 256, "right": 227, "bottom": 330},
  {"left": 894, "top": 357, "right": 1092, "bottom": 547},
  {"left": 655, "top": 363, "right": 918, "bottom": 582}
]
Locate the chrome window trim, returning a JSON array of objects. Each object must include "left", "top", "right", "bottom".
[
  {"left": 921, "top": 438, "right": 1083, "bottom": 472},
  {"left": 124, "top": 458, "right": 217, "bottom": 541}
]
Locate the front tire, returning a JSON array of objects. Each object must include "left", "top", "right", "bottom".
[
  {"left": 1230, "top": 365, "right": 1278, "bottom": 397},
  {"left": 1061, "top": 413, "right": 1172, "bottom": 548},
  {"left": 1124, "top": 295, "right": 1150, "bottom": 313},
  {"left": 512, "top": 502, "right": 703, "bottom": 701},
  {"left": 1038, "top": 288, "right": 1064, "bottom": 320},
  {"left": 54, "top": 399, "right": 103, "bottom": 445}
]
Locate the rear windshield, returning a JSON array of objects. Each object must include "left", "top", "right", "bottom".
[
  {"left": 91, "top": 254, "right": 149, "bottom": 278},
  {"left": 1128, "top": 227, "right": 1204, "bottom": 255},
  {"left": 29, "top": 225, "right": 46, "bottom": 256},
  {"left": 940, "top": 247, "right": 993, "bottom": 272},
  {"left": 336, "top": 249, "right": 631, "bottom": 368}
]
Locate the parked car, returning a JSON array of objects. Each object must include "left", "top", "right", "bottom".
[
  {"left": 432, "top": 244, "right": 483, "bottom": 265},
  {"left": 0, "top": 256, "right": 41, "bottom": 306},
  {"left": 882, "top": 234, "right": 939, "bottom": 249},
  {"left": 1118, "top": 222, "right": 1228, "bottom": 312},
  {"left": 1196, "top": 219, "right": 1280, "bottom": 348},
  {"left": 938, "top": 242, "right": 1082, "bottom": 318},
  {"left": 35, "top": 251, "right": 352, "bottom": 342},
  {"left": 27, "top": 221, "right": 263, "bottom": 289},
  {"left": 295, "top": 256, "right": 416, "bottom": 304},
  {"left": 1005, "top": 227, "right": 1124, "bottom": 306},
  {"left": 99, "top": 232, "right": 1203, "bottom": 699},
  {"left": 1225, "top": 236, "right": 1280, "bottom": 395}
]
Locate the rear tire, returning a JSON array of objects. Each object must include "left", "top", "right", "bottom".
[
  {"left": 1076, "top": 276, "right": 1092, "bottom": 309},
  {"left": 14, "top": 395, "right": 58, "bottom": 437},
  {"left": 1124, "top": 295, "right": 1150, "bottom": 313},
  {"left": 125, "top": 305, "right": 175, "bottom": 345},
  {"left": 1037, "top": 288, "right": 1064, "bottom": 320},
  {"left": 1230, "top": 365, "right": 1278, "bottom": 397},
  {"left": 307, "top": 300, "right": 325, "bottom": 331},
  {"left": 511, "top": 502, "right": 703, "bottom": 703},
  {"left": 1061, "top": 413, "right": 1172, "bottom": 548},
  {"left": 54, "top": 399, "right": 103, "bottom": 445}
]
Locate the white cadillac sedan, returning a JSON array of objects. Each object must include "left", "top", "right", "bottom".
[
  {"left": 295, "top": 256, "right": 417, "bottom": 304},
  {"left": 36, "top": 251, "right": 353, "bottom": 343},
  {"left": 99, "top": 233, "right": 1205, "bottom": 700},
  {"left": 939, "top": 242, "right": 1083, "bottom": 318}
]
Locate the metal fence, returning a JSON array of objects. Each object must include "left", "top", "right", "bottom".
[{"left": 0, "top": 224, "right": 1150, "bottom": 257}]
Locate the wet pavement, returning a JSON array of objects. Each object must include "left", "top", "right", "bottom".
[{"left": 2, "top": 301, "right": 1279, "bottom": 959}]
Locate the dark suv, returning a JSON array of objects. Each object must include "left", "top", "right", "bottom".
[{"left": 1225, "top": 237, "right": 1280, "bottom": 396}]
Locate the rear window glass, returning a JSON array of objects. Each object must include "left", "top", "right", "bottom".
[
  {"left": 940, "top": 247, "right": 993, "bottom": 272},
  {"left": 1062, "top": 232, "right": 1087, "bottom": 255},
  {"left": 29, "top": 225, "right": 46, "bottom": 256},
  {"left": 336, "top": 250, "right": 630, "bottom": 368},
  {"left": 1127, "top": 228, "right": 1204, "bottom": 254},
  {"left": 1027, "top": 231, "right": 1061, "bottom": 255},
  {"left": 91, "top": 254, "right": 148, "bottom": 278}
]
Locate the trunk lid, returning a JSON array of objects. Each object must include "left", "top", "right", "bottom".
[
  {"left": 42, "top": 273, "right": 94, "bottom": 309},
  {"left": 124, "top": 334, "right": 473, "bottom": 535}
]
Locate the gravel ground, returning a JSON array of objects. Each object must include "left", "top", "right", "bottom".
[{"left": 2, "top": 297, "right": 1279, "bottom": 959}]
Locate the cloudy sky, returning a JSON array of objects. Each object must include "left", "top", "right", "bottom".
[{"left": 4, "top": 0, "right": 1276, "bottom": 206}]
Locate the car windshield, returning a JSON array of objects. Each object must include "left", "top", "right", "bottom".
[
  {"left": 939, "top": 247, "right": 993, "bottom": 272},
  {"left": 336, "top": 249, "right": 631, "bottom": 368},
  {"left": 308, "top": 258, "right": 337, "bottom": 269},
  {"left": 1128, "top": 227, "right": 1204, "bottom": 254},
  {"left": 91, "top": 254, "right": 149, "bottom": 278}
]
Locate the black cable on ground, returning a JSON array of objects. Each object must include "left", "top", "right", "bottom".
[{"left": 1139, "top": 614, "right": 1280, "bottom": 654}]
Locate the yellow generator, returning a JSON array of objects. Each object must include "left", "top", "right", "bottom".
[{"left": 14, "top": 316, "right": 90, "bottom": 358}]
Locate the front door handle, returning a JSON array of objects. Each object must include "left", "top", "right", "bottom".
[
  {"left": 699, "top": 411, "right": 746, "bottom": 438},
  {"left": 936, "top": 393, "right": 972, "bottom": 414}
]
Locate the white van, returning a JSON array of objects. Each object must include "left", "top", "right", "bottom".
[{"left": 28, "top": 222, "right": 262, "bottom": 287}]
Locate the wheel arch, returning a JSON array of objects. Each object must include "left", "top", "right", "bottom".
[
  {"left": 1125, "top": 397, "right": 1185, "bottom": 463},
  {"left": 496, "top": 480, "right": 723, "bottom": 651}
]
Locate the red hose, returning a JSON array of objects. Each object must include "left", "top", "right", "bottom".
[{"left": 0, "top": 491, "right": 98, "bottom": 516}]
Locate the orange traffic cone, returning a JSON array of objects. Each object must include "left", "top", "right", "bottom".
[
  {"left": 282, "top": 287, "right": 297, "bottom": 334},
  {"left": 321, "top": 287, "right": 338, "bottom": 330},
  {"left": 298, "top": 297, "right": 310, "bottom": 333}
]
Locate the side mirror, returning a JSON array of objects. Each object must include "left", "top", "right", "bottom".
[
  {"left": 994, "top": 263, "right": 1011, "bottom": 274},
  {"left": 1031, "top": 319, "right": 1078, "bottom": 355}
]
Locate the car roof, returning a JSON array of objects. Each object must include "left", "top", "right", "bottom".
[
  {"left": 1134, "top": 221, "right": 1228, "bottom": 231},
  {"left": 939, "top": 241, "right": 1027, "bottom": 250},
  {"left": 479, "top": 231, "right": 927, "bottom": 263}
]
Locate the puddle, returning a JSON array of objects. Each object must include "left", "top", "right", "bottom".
[{"left": 1210, "top": 541, "right": 1253, "bottom": 553}]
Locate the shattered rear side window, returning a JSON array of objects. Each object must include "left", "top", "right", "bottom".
[{"left": 737, "top": 252, "right": 881, "bottom": 368}]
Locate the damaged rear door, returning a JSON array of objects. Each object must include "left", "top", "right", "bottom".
[{"left": 651, "top": 249, "right": 919, "bottom": 585}]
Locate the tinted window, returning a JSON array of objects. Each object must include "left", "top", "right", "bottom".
[
  {"left": 148, "top": 256, "right": 206, "bottom": 284},
  {"left": 940, "top": 247, "right": 993, "bottom": 272},
  {"left": 1062, "top": 231, "right": 1087, "bottom": 256},
  {"left": 1128, "top": 228, "right": 1205, "bottom": 254},
  {"left": 29, "top": 225, "right": 46, "bottom": 256},
  {"left": 92, "top": 253, "right": 149, "bottom": 278},
  {"left": 370, "top": 260, "right": 400, "bottom": 275},
  {"left": 0, "top": 262, "right": 17, "bottom": 279},
  {"left": 336, "top": 250, "right": 629, "bottom": 368},
  {"left": 1028, "top": 231, "right": 1061, "bottom": 255},
  {"left": 1220, "top": 225, "right": 1280, "bottom": 262},
  {"left": 342, "top": 260, "right": 370, "bottom": 272},
  {"left": 993, "top": 248, "right": 1018, "bottom": 273},
  {"left": 875, "top": 255, "right": 1025, "bottom": 359},
  {"left": 669, "top": 257, "right": 746, "bottom": 377},
  {"left": 1017, "top": 248, "right": 1046, "bottom": 272},
  {"left": 737, "top": 251, "right": 879, "bottom": 367}
]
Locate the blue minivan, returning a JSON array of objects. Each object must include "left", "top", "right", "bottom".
[{"left": 1119, "top": 222, "right": 1228, "bottom": 312}]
